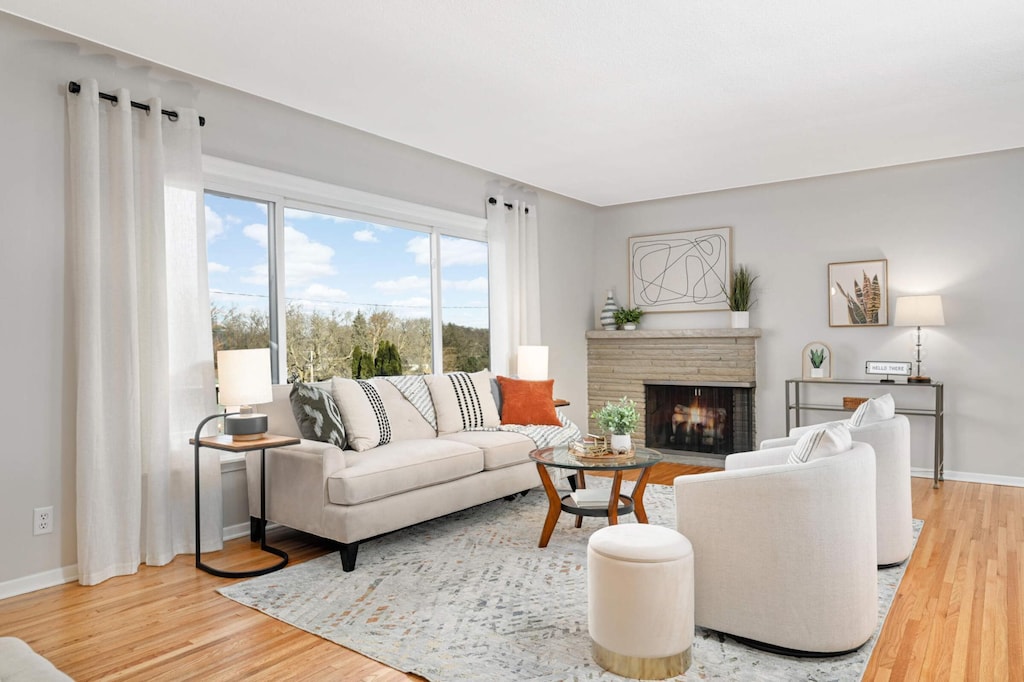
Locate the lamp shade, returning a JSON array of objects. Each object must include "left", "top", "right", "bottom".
[
  {"left": 517, "top": 345, "right": 549, "bottom": 381},
  {"left": 217, "top": 348, "right": 272, "bottom": 406},
  {"left": 894, "top": 295, "right": 945, "bottom": 327}
]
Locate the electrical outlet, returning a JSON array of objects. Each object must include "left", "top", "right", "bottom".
[{"left": 34, "top": 506, "right": 53, "bottom": 535}]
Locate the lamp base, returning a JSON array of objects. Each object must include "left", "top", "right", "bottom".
[
  {"left": 907, "top": 375, "right": 932, "bottom": 384},
  {"left": 224, "top": 413, "right": 268, "bottom": 442}
]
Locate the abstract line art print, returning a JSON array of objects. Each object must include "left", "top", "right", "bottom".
[{"left": 629, "top": 227, "right": 732, "bottom": 313}]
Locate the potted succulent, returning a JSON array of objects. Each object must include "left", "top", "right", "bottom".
[
  {"left": 725, "top": 265, "right": 759, "bottom": 329},
  {"left": 809, "top": 347, "right": 828, "bottom": 378},
  {"left": 613, "top": 307, "right": 644, "bottom": 331},
  {"left": 591, "top": 396, "right": 640, "bottom": 453}
]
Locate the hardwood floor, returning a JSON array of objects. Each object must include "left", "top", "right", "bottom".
[{"left": 1, "top": 463, "right": 1021, "bottom": 681}]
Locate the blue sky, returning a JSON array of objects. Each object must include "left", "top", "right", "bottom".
[{"left": 205, "top": 194, "right": 489, "bottom": 329}]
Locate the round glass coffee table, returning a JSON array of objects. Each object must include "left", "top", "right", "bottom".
[{"left": 529, "top": 444, "right": 663, "bottom": 548}]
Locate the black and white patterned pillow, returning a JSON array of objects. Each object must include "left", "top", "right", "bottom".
[
  {"left": 425, "top": 370, "right": 501, "bottom": 435},
  {"left": 289, "top": 382, "right": 347, "bottom": 448}
]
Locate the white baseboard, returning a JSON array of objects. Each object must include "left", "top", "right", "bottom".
[
  {"left": 0, "top": 564, "right": 78, "bottom": 601},
  {"left": 223, "top": 521, "right": 251, "bottom": 541},
  {"left": 911, "top": 467, "right": 1024, "bottom": 488}
]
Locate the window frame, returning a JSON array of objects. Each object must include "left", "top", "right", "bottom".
[{"left": 202, "top": 156, "right": 493, "bottom": 381}]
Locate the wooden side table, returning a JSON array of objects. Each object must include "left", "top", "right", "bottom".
[{"left": 190, "top": 432, "right": 299, "bottom": 578}]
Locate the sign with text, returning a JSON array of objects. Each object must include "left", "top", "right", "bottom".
[{"left": 865, "top": 361, "right": 912, "bottom": 376}]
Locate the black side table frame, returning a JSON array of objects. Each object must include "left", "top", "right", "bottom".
[{"left": 191, "top": 415, "right": 298, "bottom": 578}]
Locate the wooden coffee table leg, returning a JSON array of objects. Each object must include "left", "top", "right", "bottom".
[
  {"left": 574, "top": 470, "right": 587, "bottom": 529},
  {"left": 536, "top": 463, "right": 562, "bottom": 548},
  {"left": 608, "top": 471, "right": 624, "bottom": 524},
  {"left": 632, "top": 465, "right": 654, "bottom": 524}
]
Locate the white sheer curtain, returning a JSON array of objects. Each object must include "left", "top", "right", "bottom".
[
  {"left": 67, "top": 79, "right": 219, "bottom": 586},
  {"left": 487, "top": 195, "right": 541, "bottom": 375}
]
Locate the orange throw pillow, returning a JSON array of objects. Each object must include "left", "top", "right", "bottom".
[{"left": 497, "top": 376, "right": 561, "bottom": 426}]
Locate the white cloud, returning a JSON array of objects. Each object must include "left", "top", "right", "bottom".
[
  {"left": 207, "top": 261, "right": 230, "bottom": 273},
  {"left": 243, "top": 222, "right": 268, "bottom": 246},
  {"left": 251, "top": 224, "right": 338, "bottom": 284},
  {"left": 389, "top": 296, "right": 432, "bottom": 310},
  {"left": 286, "top": 209, "right": 360, "bottom": 225},
  {"left": 442, "top": 277, "right": 488, "bottom": 292},
  {"left": 297, "top": 283, "right": 349, "bottom": 302},
  {"left": 374, "top": 275, "right": 430, "bottom": 293},
  {"left": 407, "top": 235, "right": 488, "bottom": 266},
  {"left": 205, "top": 205, "right": 225, "bottom": 242},
  {"left": 353, "top": 229, "right": 378, "bottom": 243}
]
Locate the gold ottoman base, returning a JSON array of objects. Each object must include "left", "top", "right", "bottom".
[{"left": 592, "top": 640, "right": 692, "bottom": 680}]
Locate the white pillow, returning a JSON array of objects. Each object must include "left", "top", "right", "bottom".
[
  {"left": 787, "top": 422, "right": 853, "bottom": 464},
  {"left": 331, "top": 377, "right": 393, "bottom": 452},
  {"left": 425, "top": 370, "right": 500, "bottom": 435},
  {"left": 849, "top": 393, "right": 896, "bottom": 427}
]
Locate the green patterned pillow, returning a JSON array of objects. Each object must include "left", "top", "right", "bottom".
[{"left": 289, "top": 382, "right": 347, "bottom": 448}]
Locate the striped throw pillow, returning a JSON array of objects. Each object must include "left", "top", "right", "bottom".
[
  {"left": 849, "top": 393, "right": 896, "bottom": 427},
  {"left": 787, "top": 422, "right": 853, "bottom": 464}
]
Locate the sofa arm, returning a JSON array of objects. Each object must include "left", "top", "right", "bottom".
[
  {"left": 758, "top": 435, "right": 798, "bottom": 450},
  {"left": 246, "top": 439, "right": 346, "bottom": 537},
  {"left": 725, "top": 445, "right": 791, "bottom": 470}
]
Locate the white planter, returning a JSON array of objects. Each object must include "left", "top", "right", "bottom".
[
  {"left": 622, "top": 322, "right": 637, "bottom": 331},
  {"left": 610, "top": 433, "right": 632, "bottom": 453},
  {"left": 731, "top": 311, "right": 750, "bottom": 329},
  {"left": 810, "top": 367, "right": 825, "bottom": 378}
]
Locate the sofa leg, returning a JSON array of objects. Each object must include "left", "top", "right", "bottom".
[
  {"left": 249, "top": 516, "right": 265, "bottom": 542},
  {"left": 520, "top": 490, "right": 530, "bottom": 497},
  {"left": 339, "top": 542, "right": 359, "bottom": 572},
  {"left": 503, "top": 494, "right": 516, "bottom": 501}
]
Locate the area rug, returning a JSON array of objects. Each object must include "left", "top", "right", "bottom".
[{"left": 219, "top": 482, "right": 921, "bottom": 681}]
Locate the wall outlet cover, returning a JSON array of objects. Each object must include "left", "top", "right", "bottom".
[{"left": 33, "top": 506, "right": 53, "bottom": 535}]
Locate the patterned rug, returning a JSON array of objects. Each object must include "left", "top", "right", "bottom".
[{"left": 219, "top": 482, "right": 921, "bottom": 681}]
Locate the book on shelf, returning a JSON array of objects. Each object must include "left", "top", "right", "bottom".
[{"left": 569, "top": 488, "right": 611, "bottom": 508}]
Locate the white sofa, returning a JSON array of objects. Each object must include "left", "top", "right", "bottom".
[
  {"left": 761, "top": 414, "right": 913, "bottom": 566},
  {"left": 674, "top": 442, "right": 878, "bottom": 655},
  {"left": 245, "top": 372, "right": 578, "bottom": 571}
]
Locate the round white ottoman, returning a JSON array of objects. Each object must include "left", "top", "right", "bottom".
[{"left": 587, "top": 524, "right": 694, "bottom": 679}]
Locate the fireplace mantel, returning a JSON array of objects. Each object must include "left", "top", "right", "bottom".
[
  {"left": 586, "top": 328, "right": 760, "bottom": 446},
  {"left": 586, "top": 328, "right": 761, "bottom": 340}
]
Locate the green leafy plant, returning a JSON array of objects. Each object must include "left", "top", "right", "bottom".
[
  {"left": 373, "top": 340, "right": 403, "bottom": 376},
  {"left": 726, "top": 265, "right": 759, "bottom": 311},
  {"left": 835, "top": 271, "right": 881, "bottom": 324},
  {"left": 809, "top": 348, "right": 827, "bottom": 368},
  {"left": 612, "top": 307, "right": 644, "bottom": 327},
  {"left": 591, "top": 396, "right": 640, "bottom": 435}
]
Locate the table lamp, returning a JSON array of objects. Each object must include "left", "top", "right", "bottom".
[
  {"left": 217, "top": 348, "right": 273, "bottom": 440},
  {"left": 517, "top": 345, "right": 549, "bottom": 380},
  {"left": 894, "top": 295, "right": 944, "bottom": 384}
]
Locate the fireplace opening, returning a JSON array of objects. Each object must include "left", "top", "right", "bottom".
[{"left": 644, "top": 381, "right": 755, "bottom": 457}]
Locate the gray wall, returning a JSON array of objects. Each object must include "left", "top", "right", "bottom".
[
  {"left": 594, "top": 149, "right": 1024, "bottom": 482},
  {"left": 0, "top": 12, "right": 596, "bottom": 588}
]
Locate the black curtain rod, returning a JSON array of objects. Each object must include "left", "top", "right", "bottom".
[
  {"left": 488, "top": 196, "right": 529, "bottom": 214},
  {"left": 67, "top": 81, "right": 206, "bottom": 127}
]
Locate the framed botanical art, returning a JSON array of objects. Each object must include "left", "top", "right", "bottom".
[
  {"left": 629, "top": 226, "right": 732, "bottom": 313},
  {"left": 828, "top": 259, "right": 888, "bottom": 327}
]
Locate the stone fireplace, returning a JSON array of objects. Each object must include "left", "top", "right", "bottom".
[{"left": 586, "top": 329, "right": 760, "bottom": 457}]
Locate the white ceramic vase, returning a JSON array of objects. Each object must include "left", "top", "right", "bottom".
[
  {"left": 600, "top": 290, "right": 618, "bottom": 330},
  {"left": 610, "top": 433, "right": 632, "bottom": 453},
  {"left": 731, "top": 311, "right": 750, "bottom": 329},
  {"left": 811, "top": 367, "right": 825, "bottom": 378}
]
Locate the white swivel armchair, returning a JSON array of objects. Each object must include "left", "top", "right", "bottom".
[
  {"left": 761, "top": 414, "right": 913, "bottom": 566},
  {"left": 674, "top": 441, "right": 878, "bottom": 655}
]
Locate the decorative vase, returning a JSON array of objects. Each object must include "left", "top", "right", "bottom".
[
  {"left": 622, "top": 322, "right": 637, "bottom": 331},
  {"left": 731, "top": 311, "right": 750, "bottom": 329},
  {"left": 811, "top": 367, "right": 825, "bottom": 378},
  {"left": 610, "top": 433, "right": 632, "bottom": 454},
  {"left": 600, "top": 290, "right": 618, "bottom": 330}
]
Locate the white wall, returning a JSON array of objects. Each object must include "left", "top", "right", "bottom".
[
  {"left": 594, "top": 149, "right": 1024, "bottom": 483},
  {"left": 0, "top": 12, "right": 597, "bottom": 588}
]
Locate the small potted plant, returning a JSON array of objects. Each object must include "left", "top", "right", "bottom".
[
  {"left": 809, "top": 348, "right": 828, "bottom": 378},
  {"left": 613, "top": 307, "right": 644, "bottom": 331},
  {"left": 591, "top": 396, "right": 640, "bottom": 453},
  {"left": 726, "top": 265, "right": 759, "bottom": 329}
]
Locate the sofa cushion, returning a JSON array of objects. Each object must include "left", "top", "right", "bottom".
[
  {"left": 496, "top": 376, "right": 561, "bottom": 426},
  {"left": 437, "top": 430, "right": 536, "bottom": 470},
  {"left": 327, "top": 439, "right": 483, "bottom": 505},
  {"left": 331, "top": 377, "right": 435, "bottom": 451},
  {"left": 787, "top": 422, "right": 853, "bottom": 464},
  {"left": 425, "top": 370, "right": 500, "bottom": 435},
  {"left": 289, "top": 382, "right": 347, "bottom": 448},
  {"left": 849, "top": 393, "right": 896, "bottom": 427}
]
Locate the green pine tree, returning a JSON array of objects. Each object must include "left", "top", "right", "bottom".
[
  {"left": 351, "top": 345, "right": 374, "bottom": 379},
  {"left": 374, "top": 340, "right": 403, "bottom": 376}
]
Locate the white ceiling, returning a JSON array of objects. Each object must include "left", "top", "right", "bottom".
[{"left": 4, "top": 1, "right": 1024, "bottom": 206}]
